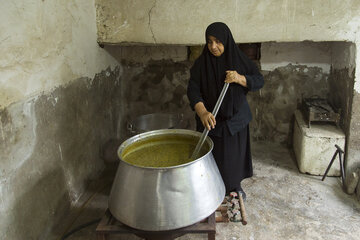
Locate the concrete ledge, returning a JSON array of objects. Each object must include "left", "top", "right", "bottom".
[{"left": 293, "top": 110, "right": 345, "bottom": 176}]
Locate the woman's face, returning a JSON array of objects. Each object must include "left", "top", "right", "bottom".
[{"left": 207, "top": 35, "right": 224, "bottom": 57}]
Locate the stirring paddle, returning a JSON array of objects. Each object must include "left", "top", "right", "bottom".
[{"left": 190, "top": 82, "right": 230, "bottom": 160}]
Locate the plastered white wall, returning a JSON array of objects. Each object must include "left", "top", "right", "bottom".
[
  {"left": 96, "top": 0, "right": 360, "bottom": 92},
  {"left": 0, "top": 0, "right": 119, "bottom": 109},
  {"left": 97, "top": 0, "right": 360, "bottom": 44}
]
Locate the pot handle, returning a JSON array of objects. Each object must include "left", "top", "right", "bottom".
[{"left": 127, "top": 122, "right": 135, "bottom": 134}]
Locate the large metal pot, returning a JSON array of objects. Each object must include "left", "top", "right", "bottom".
[
  {"left": 127, "top": 113, "right": 184, "bottom": 136},
  {"left": 108, "top": 129, "right": 225, "bottom": 231}
]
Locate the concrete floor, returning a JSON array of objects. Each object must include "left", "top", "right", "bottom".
[{"left": 53, "top": 141, "right": 360, "bottom": 240}]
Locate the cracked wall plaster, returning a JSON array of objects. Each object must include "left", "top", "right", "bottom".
[{"left": 96, "top": 0, "right": 360, "bottom": 44}]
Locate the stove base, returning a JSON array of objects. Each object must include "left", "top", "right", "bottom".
[{"left": 96, "top": 209, "right": 217, "bottom": 240}]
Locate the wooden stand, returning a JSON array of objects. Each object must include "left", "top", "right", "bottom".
[{"left": 96, "top": 209, "right": 217, "bottom": 240}]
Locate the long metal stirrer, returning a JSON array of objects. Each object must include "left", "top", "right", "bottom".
[{"left": 190, "top": 82, "right": 230, "bottom": 160}]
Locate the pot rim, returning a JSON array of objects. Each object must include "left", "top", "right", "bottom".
[{"left": 117, "top": 129, "right": 213, "bottom": 170}]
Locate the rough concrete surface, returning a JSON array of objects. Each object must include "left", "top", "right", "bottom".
[
  {"left": 328, "top": 68, "right": 355, "bottom": 138},
  {"left": 0, "top": 0, "right": 118, "bottom": 109},
  {"left": 261, "top": 42, "right": 332, "bottom": 74},
  {"left": 52, "top": 142, "right": 360, "bottom": 240},
  {"left": 327, "top": 42, "right": 359, "bottom": 177},
  {"left": 293, "top": 110, "right": 344, "bottom": 176},
  {"left": 104, "top": 46, "right": 194, "bottom": 141},
  {"left": 95, "top": 0, "right": 360, "bottom": 44},
  {"left": 0, "top": 67, "right": 122, "bottom": 240},
  {"left": 347, "top": 91, "right": 360, "bottom": 173},
  {"left": 249, "top": 64, "right": 329, "bottom": 144},
  {"left": 105, "top": 45, "right": 188, "bottom": 64}
]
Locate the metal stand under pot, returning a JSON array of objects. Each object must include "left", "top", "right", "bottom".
[{"left": 96, "top": 209, "right": 217, "bottom": 240}]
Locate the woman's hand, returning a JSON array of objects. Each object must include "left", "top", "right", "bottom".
[
  {"left": 199, "top": 111, "right": 216, "bottom": 130},
  {"left": 225, "top": 70, "right": 247, "bottom": 87},
  {"left": 194, "top": 102, "right": 216, "bottom": 130}
]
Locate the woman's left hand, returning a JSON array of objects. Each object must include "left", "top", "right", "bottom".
[{"left": 225, "top": 70, "right": 247, "bottom": 87}]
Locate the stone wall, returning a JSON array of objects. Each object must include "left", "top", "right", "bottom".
[
  {"left": 250, "top": 64, "right": 329, "bottom": 144},
  {"left": 104, "top": 45, "right": 193, "bottom": 141},
  {"left": 105, "top": 42, "right": 335, "bottom": 145}
]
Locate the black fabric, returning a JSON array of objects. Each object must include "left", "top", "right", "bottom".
[
  {"left": 187, "top": 22, "right": 264, "bottom": 137},
  {"left": 210, "top": 126, "right": 252, "bottom": 193},
  {"left": 186, "top": 22, "right": 264, "bottom": 190}
]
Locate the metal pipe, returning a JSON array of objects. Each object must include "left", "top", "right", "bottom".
[
  {"left": 321, "top": 150, "right": 338, "bottom": 181},
  {"left": 339, "top": 150, "right": 346, "bottom": 189},
  {"left": 322, "top": 144, "right": 346, "bottom": 186},
  {"left": 190, "top": 82, "right": 230, "bottom": 160}
]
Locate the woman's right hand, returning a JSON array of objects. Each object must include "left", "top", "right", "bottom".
[
  {"left": 199, "top": 111, "right": 216, "bottom": 130},
  {"left": 194, "top": 102, "right": 216, "bottom": 130}
]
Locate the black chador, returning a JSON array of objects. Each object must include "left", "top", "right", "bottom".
[{"left": 187, "top": 22, "right": 264, "bottom": 193}]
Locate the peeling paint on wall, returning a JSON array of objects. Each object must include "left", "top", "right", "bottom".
[
  {"left": 261, "top": 42, "right": 332, "bottom": 74},
  {"left": 0, "top": 67, "right": 122, "bottom": 240}
]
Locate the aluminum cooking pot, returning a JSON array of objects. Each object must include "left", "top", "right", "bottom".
[
  {"left": 127, "top": 113, "right": 184, "bottom": 136},
  {"left": 108, "top": 129, "right": 225, "bottom": 231}
]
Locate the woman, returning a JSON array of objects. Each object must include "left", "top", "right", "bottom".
[{"left": 187, "top": 22, "right": 264, "bottom": 200}]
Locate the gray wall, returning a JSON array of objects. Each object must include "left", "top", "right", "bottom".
[
  {"left": 328, "top": 42, "right": 359, "bottom": 172},
  {"left": 249, "top": 64, "right": 329, "bottom": 144},
  {"left": 104, "top": 45, "right": 194, "bottom": 141},
  {"left": 107, "top": 42, "right": 339, "bottom": 145},
  {"left": 0, "top": 68, "right": 122, "bottom": 239},
  {"left": 0, "top": 0, "right": 121, "bottom": 239}
]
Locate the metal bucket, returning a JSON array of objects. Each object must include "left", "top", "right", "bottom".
[
  {"left": 108, "top": 129, "right": 225, "bottom": 231},
  {"left": 127, "top": 113, "right": 184, "bottom": 136}
]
